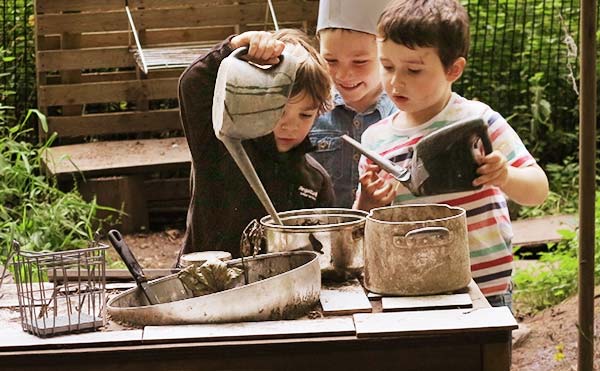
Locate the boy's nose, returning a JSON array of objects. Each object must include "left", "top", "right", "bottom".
[
  {"left": 278, "top": 112, "right": 296, "bottom": 131},
  {"left": 334, "top": 66, "right": 352, "bottom": 81},
  {"left": 391, "top": 74, "right": 405, "bottom": 89}
]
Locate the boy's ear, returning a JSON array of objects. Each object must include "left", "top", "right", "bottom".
[{"left": 446, "top": 57, "right": 466, "bottom": 82}]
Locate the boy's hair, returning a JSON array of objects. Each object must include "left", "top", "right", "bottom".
[
  {"left": 377, "top": 0, "right": 470, "bottom": 69},
  {"left": 273, "top": 29, "right": 333, "bottom": 114}
]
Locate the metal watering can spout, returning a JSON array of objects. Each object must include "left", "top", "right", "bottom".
[{"left": 212, "top": 45, "right": 309, "bottom": 225}]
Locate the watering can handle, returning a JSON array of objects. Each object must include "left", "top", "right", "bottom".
[
  {"left": 477, "top": 121, "right": 493, "bottom": 156},
  {"left": 229, "top": 46, "right": 284, "bottom": 69}
]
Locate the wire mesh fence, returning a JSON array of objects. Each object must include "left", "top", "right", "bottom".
[
  {"left": 1, "top": 0, "right": 34, "bottom": 127},
  {"left": 0, "top": 0, "right": 597, "bottom": 162}
]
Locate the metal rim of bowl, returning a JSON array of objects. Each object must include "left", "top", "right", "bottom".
[
  {"left": 259, "top": 208, "right": 368, "bottom": 231},
  {"left": 367, "top": 203, "right": 466, "bottom": 225}
]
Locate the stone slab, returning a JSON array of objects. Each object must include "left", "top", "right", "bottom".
[
  {"left": 381, "top": 293, "right": 473, "bottom": 312},
  {"left": 354, "top": 307, "right": 518, "bottom": 338},
  {"left": 143, "top": 317, "right": 356, "bottom": 343}
]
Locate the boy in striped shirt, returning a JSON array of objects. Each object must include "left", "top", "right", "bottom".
[{"left": 355, "top": 0, "right": 549, "bottom": 309}]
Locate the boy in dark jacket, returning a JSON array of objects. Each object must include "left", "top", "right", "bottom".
[{"left": 177, "top": 30, "right": 335, "bottom": 263}]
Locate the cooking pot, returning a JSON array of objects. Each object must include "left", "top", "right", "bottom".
[
  {"left": 364, "top": 204, "right": 471, "bottom": 295},
  {"left": 255, "top": 208, "right": 368, "bottom": 279}
]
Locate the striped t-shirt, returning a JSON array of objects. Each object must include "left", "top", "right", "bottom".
[{"left": 358, "top": 93, "right": 536, "bottom": 297}]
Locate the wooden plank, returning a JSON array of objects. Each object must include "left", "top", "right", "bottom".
[
  {"left": 144, "top": 177, "right": 190, "bottom": 202},
  {"left": 41, "top": 137, "right": 190, "bottom": 178},
  {"left": 142, "top": 317, "right": 356, "bottom": 343},
  {"left": 0, "top": 338, "right": 482, "bottom": 370},
  {"left": 482, "top": 341, "right": 512, "bottom": 371},
  {"left": 381, "top": 293, "right": 473, "bottom": 312},
  {"left": 512, "top": 214, "right": 577, "bottom": 246},
  {"left": 142, "top": 27, "right": 234, "bottom": 47},
  {"left": 37, "top": 2, "right": 317, "bottom": 35},
  {"left": 36, "top": 0, "right": 247, "bottom": 14},
  {"left": 59, "top": 33, "right": 83, "bottom": 117},
  {"left": 79, "top": 176, "right": 149, "bottom": 233},
  {"left": 47, "top": 69, "right": 182, "bottom": 84},
  {"left": 38, "top": 27, "right": 233, "bottom": 51},
  {"left": 38, "top": 78, "right": 178, "bottom": 106},
  {"left": 37, "top": 0, "right": 128, "bottom": 13},
  {"left": 46, "top": 109, "right": 181, "bottom": 138},
  {"left": 52, "top": 268, "right": 177, "bottom": 281},
  {"left": 353, "top": 307, "right": 518, "bottom": 338},
  {"left": 38, "top": 47, "right": 134, "bottom": 72},
  {"left": 0, "top": 327, "right": 143, "bottom": 349},
  {"left": 37, "top": 10, "right": 128, "bottom": 35},
  {"left": 320, "top": 280, "right": 372, "bottom": 315}
]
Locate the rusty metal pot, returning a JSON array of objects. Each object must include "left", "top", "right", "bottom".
[
  {"left": 364, "top": 204, "right": 471, "bottom": 295},
  {"left": 258, "top": 208, "right": 368, "bottom": 279}
]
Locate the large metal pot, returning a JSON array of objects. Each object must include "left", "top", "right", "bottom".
[
  {"left": 258, "top": 208, "right": 368, "bottom": 279},
  {"left": 364, "top": 204, "right": 471, "bottom": 295}
]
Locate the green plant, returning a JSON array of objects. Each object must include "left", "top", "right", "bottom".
[
  {"left": 514, "top": 191, "right": 600, "bottom": 314},
  {"left": 519, "top": 155, "right": 580, "bottom": 218},
  {"left": 0, "top": 108, "right": 113, "bottom": 263},
  {"left": 458, "top": 0, "right": 583, "bottom": 167}
]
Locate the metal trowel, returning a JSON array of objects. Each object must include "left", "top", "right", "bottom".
[
  {"left": 108, "top": 229, "right": 161, "bottom": 305},
  {"left": 343, "top": 117, "right": 493, "bottom": 196}
]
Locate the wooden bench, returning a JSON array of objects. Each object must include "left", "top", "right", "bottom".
[
  {"left": 34, "top": 0, "right": 319, "bottom": 232},
  {"left": 512, "top": 214, "right": 578, "bottom": 247}
]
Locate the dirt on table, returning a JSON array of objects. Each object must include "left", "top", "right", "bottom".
[{"left": 113, "top": 229, "right": 600, "bottom": 371}]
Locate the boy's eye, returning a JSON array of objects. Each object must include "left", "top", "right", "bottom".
[
  {"left": 408, "top": 68, "right": 422, "bottom": 74},
  {"left": 382, "top": 65, "right": 394, "bottom": 71},
  {"left": 353, "top": 60, "right": 368, "bottom": 65},
  {"left": 300, "top": 112, "right": 315, "bottom": 118},
  {"left": 325, "top": 59, "right": 337, "bottom": 65}
]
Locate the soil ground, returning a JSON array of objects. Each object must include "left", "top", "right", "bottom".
[{"left": 106, "top": 230, "right": 600, "bottom": 371}]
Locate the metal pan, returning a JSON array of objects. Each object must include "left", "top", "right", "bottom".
[{"left": 107, "top": 251, "right": 321, "bottom": 326}]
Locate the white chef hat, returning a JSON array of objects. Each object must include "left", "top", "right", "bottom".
[{"left": 316, "top": 0, "right": 393, "bottom": 35}]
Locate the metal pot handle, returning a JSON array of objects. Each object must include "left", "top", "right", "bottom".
[
  {"left": 240, "top": 219, "right": 264, "bottom": 257},
  {"left": 393, "top": 226, "right": 452, "bottom": 248}
]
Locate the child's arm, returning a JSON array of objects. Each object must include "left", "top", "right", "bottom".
[
  {"left": 355, "top": 163, "right": 397, "bottom": 211},
  {"left": 473, "top": 151, "right": 549, "bottom": 206}
]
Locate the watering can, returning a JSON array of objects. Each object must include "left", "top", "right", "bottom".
[
  {"left": 342, "top": 117, "right": 494, "bottom": 196},
  {"left": 212, "top": 45, "right": 310, "bottom": 225}
]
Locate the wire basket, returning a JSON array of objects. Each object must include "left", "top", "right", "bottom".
[{"left": 12, "top": 241, "right": 108, "bottom": 337}]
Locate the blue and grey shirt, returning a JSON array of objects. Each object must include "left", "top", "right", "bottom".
[{"left": 309, "top": 92, "right": 397, "bottom": 208}]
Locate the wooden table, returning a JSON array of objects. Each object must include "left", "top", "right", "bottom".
[{"left": 0, "top": 281, "right": 516, "bottom": 371}]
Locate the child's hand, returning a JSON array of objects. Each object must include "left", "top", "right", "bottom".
[
  {"left": 356, "top": 164, "right": 396, "bottom": 211},
  {"left": 230, "top": 31, "right": 285, "bottom": 65},
  {"left": 473, "top": 150, "right": 509, "bottom": 188}
]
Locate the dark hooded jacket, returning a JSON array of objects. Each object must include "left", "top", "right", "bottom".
[{"left": 177, "top": 36, "right": 335, "bottom": 261}]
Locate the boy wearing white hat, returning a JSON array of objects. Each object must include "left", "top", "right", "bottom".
[{"left": 309, "top": 0, "right": 397, "bottom": 208}]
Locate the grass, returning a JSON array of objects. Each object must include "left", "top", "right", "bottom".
[{"left": 0, "top": 107, "right": 115, "bottom": 264}]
